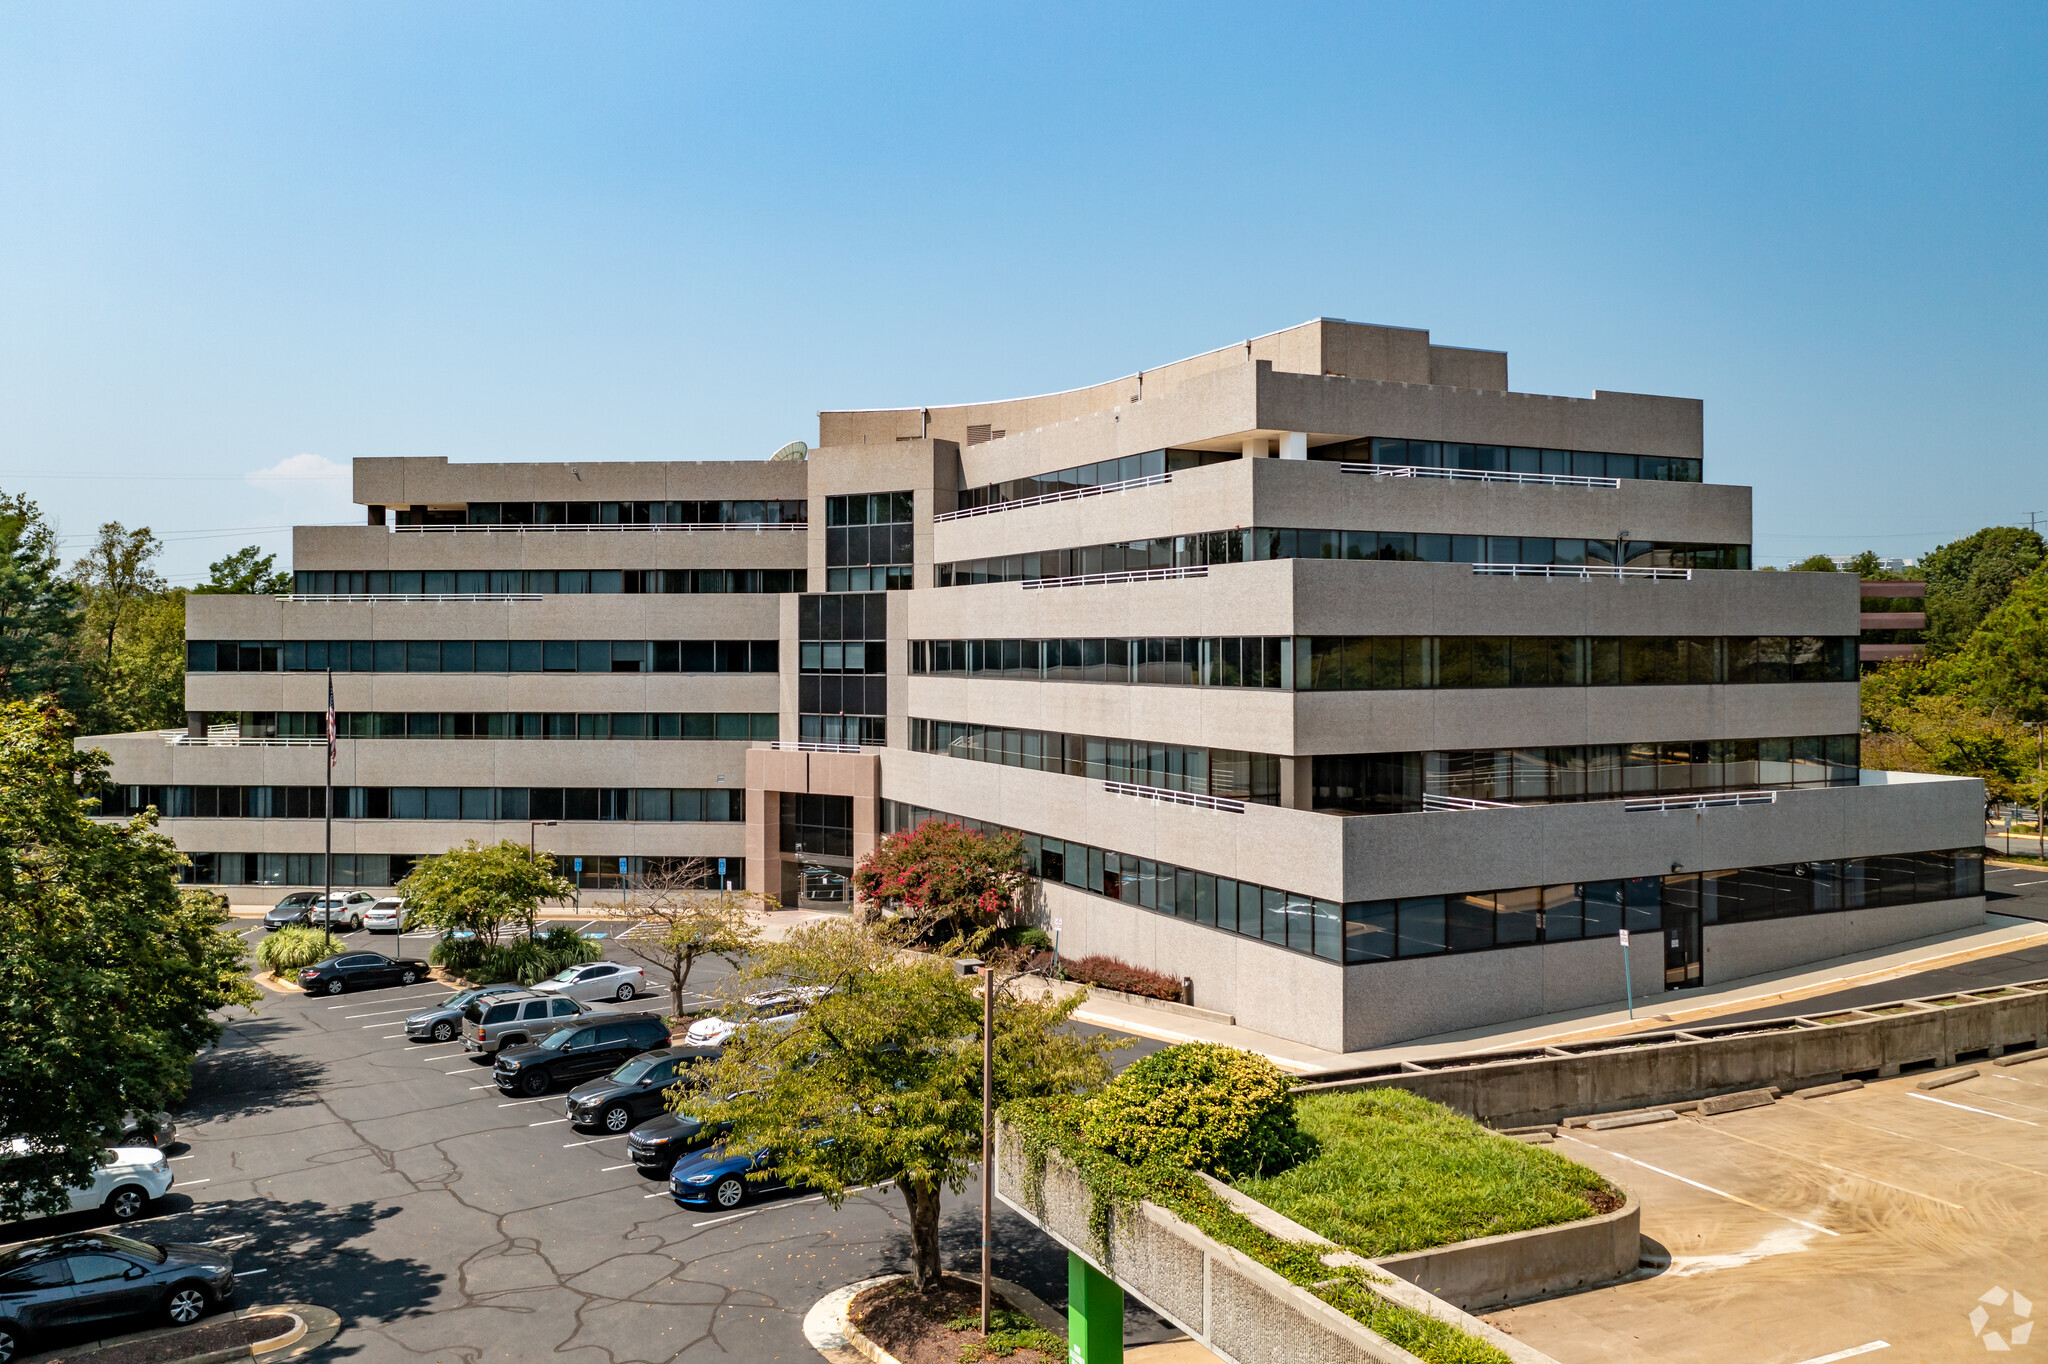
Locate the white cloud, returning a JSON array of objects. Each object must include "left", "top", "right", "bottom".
[{"left": 246, "top": 452, "right": 349, "bottom": 493}]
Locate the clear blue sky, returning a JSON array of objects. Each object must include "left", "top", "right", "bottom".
[{"left": 1, "top": 2, "right": 2042, "bottom": 581}]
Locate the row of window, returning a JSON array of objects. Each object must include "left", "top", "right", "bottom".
[
  {"left": 954, "top": 448, "right": 1239, "bottom": 512},
  {"left": 909, "top": 635, "right": 1860, "bottom": 691},
  {"left": 244, "top": 710, "right": 779, "bottom": 740},
  {"left": 826, "top": 566, "right": 913, "bottom": 593},
  {"left": 1312, "top": 737, "right": 1860, "bottom": 814},
  {"left": 799, "top": 592, "right": 889, "bottom": 643},
  {"left": 825, "top": 492, "right": 915, "bottom": 527},
  {"left": 452, "top": 500, "right": 806, "bottom": 526},
  {"left": 290, "top": 569, "right": 806, "bottom": 596},
  {"left": 800, "top": 715, "right": 887, "bottom": 745},
  {"left": 910, "top": 718, "right": 1282, "bottom": 804},
  {"left": 779, "top": 792, "right": 854, "bottom": 858},
  {"left": 188, "top": 639, "right": 780, "bottom": 674},
  {"left": 178, "top": 852, "right": 747, "bottom": 891},
  {"left": 880, "top": 800, "right": 1978, "bottom": 965},
  {"left": 1319, "top": 437, "right": 1704, "bottom": 484},
  {"left": 802, "top": 640, "right": 886, "bottom": 675},
  {"left": 936, "top": 528, "right": 1750, "bottom": 585},
  {"left": 800, "top": 676, "right": 888, "bottom": 720},
  {"left": 102, "top": 785, "right": 744, "bottom": 822}
]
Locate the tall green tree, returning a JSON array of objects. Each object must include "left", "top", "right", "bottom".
[
  {"left": 0, "top": 491, "right": 87, "bottom": 711},
  {"left": 0, "top": 700, "right": 259, "bottom": 1220},
  {"left": 397, "top": 839, "right": 575, "bottom": 943},
  {"left": 1788, "top": 554, "right": 1839, "bottom": 572},
  {"left": 1969, "top": 577, "right": 2048, "bottom": 776},
  {"left": 674, "top": 922, "right": 1118, "bottom": 1291},
  {"left": 70, "top": 522, "right": 181, "bottom": 733},
  {"left": 1919, "top": 526, "right": 2046, "bottom": 654},
  {"left": 194, "top": 545, "right": 292, "bottom": 595}
]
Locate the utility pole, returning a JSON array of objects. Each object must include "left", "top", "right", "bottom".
[
  {"left": 981, "top": 965, "right": 995, "bottom": 1334},
  {"left": 323, "top": 666, "right": 334, "bottom": 920}
]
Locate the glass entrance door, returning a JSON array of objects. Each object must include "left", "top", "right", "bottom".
[{"left": 1663, "top": 906, "right": 1702, "bottom": 990}]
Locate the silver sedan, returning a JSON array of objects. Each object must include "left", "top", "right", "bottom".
[{"left": 531, "top": 960, "right": 647, "bottom": 1003}]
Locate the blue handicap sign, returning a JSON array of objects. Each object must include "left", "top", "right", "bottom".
[
  {"left": 582, "top": 932, "right": 607, "bottom": 940},
  {"left": 573, "top": 857, "right": 583, "bottom": 872},
  {"left": 718, "top": 857, "right": 727, "bottom": 876}
]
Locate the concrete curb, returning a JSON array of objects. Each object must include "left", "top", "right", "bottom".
[
  {"left": 1916, "top": 1066, "right": 1979, "bottom": 1090},
  {"left": 802, "top": 1275, "right": 901, "bottom": 1364},
  {"left": 21, "top": 1304, "right": 339, "bottom": 1364}
]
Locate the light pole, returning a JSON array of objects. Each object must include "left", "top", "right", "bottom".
[
  {"left": 977, "top": 961, "right": 1054, "bottom": 1334},
  {"left": 531, "top": 821, "right": 558, "bottom": 939}
]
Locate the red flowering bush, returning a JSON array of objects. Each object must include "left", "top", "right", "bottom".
[
  {"left": 1061, "top": 954, "right": 1184, "bottom": 1001},
  {"left": 851, "top": 819, "right": 1029, "bottom": 948}
]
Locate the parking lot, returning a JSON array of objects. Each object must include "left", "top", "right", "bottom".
[
  {"left": 1490, "top": 1059, "right": 2048, "bottom": 1363},
  {"left": 4, "top": 919, "right": 1166, "bottom": 1362}
]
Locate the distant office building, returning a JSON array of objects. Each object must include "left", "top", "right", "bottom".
[
  {"left": 1858, "top": 578, "right": 1927, "bottom": 667},
  {"left": 84, "top": 319, "right": 1984, "bottom": 1051}
]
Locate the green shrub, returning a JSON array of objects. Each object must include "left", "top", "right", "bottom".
[
  {"left": 430, "top": 926, "right": 602, "bottom": 984},
  {"left": 1078, "top": 1042, "right": 1307, "bottom": 1179},
  {"left": 255, "top": 926, "right": 345, "bottom": 975}
]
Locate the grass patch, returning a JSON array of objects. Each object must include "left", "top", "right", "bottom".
[
  {"left": 1003, "top": 1099, "right": 1512, "bottom": 1364},
  {"left": 1234, "top": 1089, "right": 1616, "bottom": 1257}
]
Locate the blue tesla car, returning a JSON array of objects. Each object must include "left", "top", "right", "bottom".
[{"left": 668, "top": 1145, "right": 787, "bottom": 1211}]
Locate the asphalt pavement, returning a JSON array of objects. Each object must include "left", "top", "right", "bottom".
[{"left": 3, "top": 924, "right": 1169, "bottom": 1363}]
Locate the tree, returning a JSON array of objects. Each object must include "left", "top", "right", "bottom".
[
  {"left": 674, "top": 921, "right": 1118, "bottom": 1291},
  {"left": 851, "top": 820, "right": 1031, "bottom": 949},
  {"left": 1919, "top": 526, "right": 2046, "bottom": 654},
  {"left": 1971, "top": 578, "right": 2048, "bottom": 779},
  {"left": 1788, "top": 554, "right": 1839, "bottom": 572},
  {"left": 72, "top": 522, "right": 166, "bottom": 680},
  {"left": 397, "top": 839, "right": 575, "bottom": 944},
  {"left": 194, "top": 546, "right": 292, "bottom": 596},
  {"left": 0, "top": 492, "right": 86, "bottom": 711},
  {"left": 1844, "top": 550, "right": 1887, "bottom": 578},
  {"left": 615, "top": 858, "right": 766, "bottom": 1004},
  {"left": 0, "top": 700, "right": 259, "bottom": 1220}
]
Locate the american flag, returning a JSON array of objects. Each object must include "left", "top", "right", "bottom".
[{"left": 326, "top": 672, "right": 337, "bottom": 769}]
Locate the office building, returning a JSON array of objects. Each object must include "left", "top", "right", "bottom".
[{"left": 86, "top": 319, "right": 1985, "bottom": 1050}]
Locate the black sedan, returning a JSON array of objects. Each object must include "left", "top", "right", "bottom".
[
  {"left": 625, "top": 1110, "right": 730, "bottom": 1175},
  {"left": 565, "top": 1046, "right": 720, "bottom": 1133},
  {"left": 297, "top": 951, "right": 430, "bottom": 996},
  {"left": 493, "top": 1015, "right": 672, "bottom": 1096},
  {"left": 0, "top": 1232, "right": 235, "bottom": 1362}
]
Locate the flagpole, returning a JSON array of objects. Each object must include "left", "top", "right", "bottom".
[{"left": 324, "top": 666, "right": 334, "bottom": 921}]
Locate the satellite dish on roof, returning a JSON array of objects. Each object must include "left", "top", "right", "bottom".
[{"left": 769, "top": 440, "right": 809, "bottom": 462}]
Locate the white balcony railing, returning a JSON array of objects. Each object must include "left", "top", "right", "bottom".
[
  {"left": 278, "top": 594, "right": 543, "bottom": 603},
  {"left": 1021, "top": 565, "right": 1209, "bottom": 590},
  {"left": 1103, "top": 781, "right": 1247, "bottom": 814},
  {"left": 1422, "top": 793, "right": 1518, "bottom": 811},
  {"left": 764, "top": 740, "right": 863, "bottom": 754},
  {"left": 390, "top": 522, "right": 805, "bottom": 534},
  {"left": 165, "top": 732, "right": 330, "bottom": 748},
  {"left": 1624, "top": 790, "right": 1778, "bottom": 813},
  {"left": 1472, "top": 563, "right": 1693, "bottom": 581},
  {"left": 934, "top": 472, "right": 1171, "bottom": 524},
  {"left": 1341, "top": 462, "right": 1621, "bottom": 489}
]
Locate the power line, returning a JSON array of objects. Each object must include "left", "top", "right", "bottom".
[{"left": 0, "top": 471, "right": 346, "bottom": 482}]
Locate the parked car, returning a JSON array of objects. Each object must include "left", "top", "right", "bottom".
[
  {"left": 118, "top": 1113, "right": 177, "bottom": 1152},
  {"left": 493, "top": 1015, "right": 672, "bottom": 1097},
  {"left": 461, "top": 991, "right": 589, "bottom": 1055},
  {"left": 308, "top": 891, "right": 378, "bottom": 931},
  {"left": 296, "top": 951, "right": 429, "bottom": 996},
  {"left": 531, "top": 960, "right": 647, "bottom": 1004},
  {"left": 262, "top": 892, "right": 320, "bottom": 930},
  {"left": 626, "top": 1100, "right": 738, "bottom": 1174},
  {"left": 565, "top": 1046, "right": 720, "bottom": 1133},
  {"left": 668, "top": 1144, "right": 787, "bottom": 1211},
  {"left": 0, "top": 1142, "right": 174, "bottom": 1224},
  {"left": 406, "top": 983, "right": 527, "bottom": 1044},
  {"left": 0, "top": 1231, "right": 235, "bottom": 1361},
  {"left": 682, "top": 987, "right": 831, "bottom": 1048},
  {"left": 362, "top": 897, "right": 407, "bottom": 934}
]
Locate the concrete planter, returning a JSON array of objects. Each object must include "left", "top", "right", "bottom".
[
  {"left": 1371, "top": 1188, "right": 1639, "bottom": 1311},
  {"left": 994, "top": 1118, "right": 1560, "bottom": 1364}
]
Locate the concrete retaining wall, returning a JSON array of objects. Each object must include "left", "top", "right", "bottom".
[
  {"left": 993, "top": 1119, "right": 1561, "bottom": 1364},
  {"left": 1301, "top": 978, "right": 2048, "bottom": 1129},
  {"left": 1372, "top": 1191, "right": 1639, "bottom": 1311}
]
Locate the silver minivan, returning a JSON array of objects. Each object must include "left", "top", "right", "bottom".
[{"left": 462, "top": 991, "right": 588, "bottom": 1054}]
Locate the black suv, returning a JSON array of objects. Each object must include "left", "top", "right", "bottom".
[
  {"left": 0, "top": 1232, "right": 235, "bottom": 1361},
  {"left": 493, "top": 1016, "right": 671, "bottom": 1096},
  {"left": 625, "top": 1110, "right": 732, "bottom": 1175},
  {"left": 565, "top": 1046, "right": 720, "bottom": 1133}
]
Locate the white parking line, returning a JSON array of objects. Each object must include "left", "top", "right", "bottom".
[
  {"left": 529, "top": 1118, "right": 568, "bottom": 1127},
  {"left": 234, "top": 1269, "right": 267, "bottom": 1277},
  {"left": 1557, "top": 1136, "right": 1840, "bottom": 1235},
  {"left": 381, "top": 1035, "right": 407, "bottom": 1040},
  {"left": 347, "top": 1001, "right": 451, "bottom": 1019},
  {"left": 468, "top": 1085, "right": 496, "bottom": 1090},
  {"left": 1792, "top": 1344, "right": 1890, "bottom": 1364},
  {"left": 562, "top": 1136, "right": 626, "bottom": 1148},
  {"left": 644, "top": 1189, "right": 673, "bottom": 1199},
  {"left": 182, "top": 1179, "right": 211, "bottom": 1186},
  {"left": 328, "top": 987, "right": 445, "bottom": 1009},
  {"left": 600, "top": 1163, "right": 634, "bottom": 1172},
  {"left": 497, "top": 1096, "right": 556, "bottom": 1107},
  {"left": 689, "top": 1206, "right": 754, "bottom": 1222},
  {"left": 1909, "top": 1091, "right": 2040, "bottom": 1125},
  {"left": 169, "top": 1155, "right": 198, "bottom": 1162}
]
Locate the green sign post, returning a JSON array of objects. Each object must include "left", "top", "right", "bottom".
[{"left": 1067, "top": 1252, "right": 1124, "bottom": 1363}]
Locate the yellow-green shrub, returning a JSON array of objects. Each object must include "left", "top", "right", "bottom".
[{"left": 1078, "top": 1042, "right": 1306, "bottom": 1179}]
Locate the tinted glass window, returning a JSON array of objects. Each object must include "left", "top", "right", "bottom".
[
  {"left": 593, "top": 1024, "right": 628, "bottom": 1045},
  {"left": 550, "top": 999, "right": 578, "bottom": 1016},
  {"left": 483, "top": 1004, "right": 516, "bottom": 1024},
  {"left": 0, "top": 1260, "right": 70, "bottom": 1288},
  {"left": 66, "top": 1255, "right": 133, "bottom": 1284},
  {"left": 521, "top": 1001, "right": 549, "bottom": 1019}
]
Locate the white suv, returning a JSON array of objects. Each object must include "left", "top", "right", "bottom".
[
  {"left": 310, "top": 891, "right": 378, "bottom": 931},
  {"left": 2, "top": 1142, "right": 175, "bottom": 1223}
]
